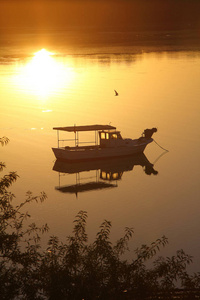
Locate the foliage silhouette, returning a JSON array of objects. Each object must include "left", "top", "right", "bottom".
[{"left": 1, "top": 137, "right": 200, "bottom": 299}]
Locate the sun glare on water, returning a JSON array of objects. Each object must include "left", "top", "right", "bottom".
[{"left": 15, "top": 49, "right": 74, "bottom": 98}]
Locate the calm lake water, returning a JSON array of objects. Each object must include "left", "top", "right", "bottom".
[{"left": 1, "top": 31, "right": 200, "bottom": 273}]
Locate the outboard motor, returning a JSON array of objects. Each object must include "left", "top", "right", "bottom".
[{"left": 143, "top": 128, "right": 157, "bottom": 139}]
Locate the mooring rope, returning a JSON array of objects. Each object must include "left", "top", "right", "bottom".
[
  {"left": 153, "top": 150, "right": 168, "bottom": 165},
  {"left": 153, "top": 139, "right": 169, "bottom": 152}
]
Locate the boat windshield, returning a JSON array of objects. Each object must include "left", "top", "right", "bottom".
[
  {"left": 100, "top": 131, "right": 122, "bottom": 140},
  {"left": 110, "top": 132, "right": 122, "bottom": 139}
]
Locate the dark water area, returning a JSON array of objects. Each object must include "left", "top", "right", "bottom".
[{"left": 1, "top": 0, "right": 200, "bottom": 31}]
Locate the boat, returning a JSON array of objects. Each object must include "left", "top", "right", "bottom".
[{"left": 52, "top": 124, "right": 157, "bottom": 162}]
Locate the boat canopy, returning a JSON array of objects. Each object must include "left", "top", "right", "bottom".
[{"left": 53, "top": 124, "right": 116, "bottom": 132}]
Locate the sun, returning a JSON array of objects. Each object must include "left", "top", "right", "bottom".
[
  {"left": 15, "top": 49, "right": 74, "bottom": 98},
  {"left": 33, "top": 48, "right": 54, "bottom": 58}
]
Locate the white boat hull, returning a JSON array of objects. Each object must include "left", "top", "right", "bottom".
[{"left": 52, "top": 138, "right": 153, "bottom": 162}]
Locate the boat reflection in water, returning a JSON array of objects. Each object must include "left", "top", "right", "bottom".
[{"left": 53, "top": 153, "right": 158, "bottom": 196}]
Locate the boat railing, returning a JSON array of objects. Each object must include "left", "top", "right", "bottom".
[
  {"left": 57, "top": 133, "right": 98, "bottom": 148},
  {"left": 59, "top": 139, "right": 75, "bottom": 143},
  {"left": 65, "top": 145, "right": 100, "bottom": 151},
  {"left": 57, "top": 138, "right": 75, "bottom": 146},
  {"left": 76, "top": 141, "right": 97, "bottom": 145}
]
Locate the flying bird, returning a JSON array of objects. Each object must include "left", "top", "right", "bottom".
[{"left": 114, "top": 90, "right": 118, "bottom": 96}]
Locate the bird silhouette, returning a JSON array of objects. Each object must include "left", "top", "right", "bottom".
[{"left": 114, "top": 90, "right": 118, "bottom": 96}]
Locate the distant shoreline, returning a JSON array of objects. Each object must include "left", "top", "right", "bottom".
[{"left": 0, "top": 28, "right": 200, "bottom": 57}]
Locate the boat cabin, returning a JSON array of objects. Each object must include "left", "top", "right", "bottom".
[{"left": 99, "top": 130, "right": 123, "bottom": 148}]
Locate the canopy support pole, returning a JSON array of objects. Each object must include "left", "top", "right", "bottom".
[{"left": 57, "top": 130, "right": 60, "bottom": 148}]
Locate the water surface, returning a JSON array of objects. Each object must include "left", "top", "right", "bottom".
[{"left": 1, "top": 38, "right": 200, "bottom": 272}]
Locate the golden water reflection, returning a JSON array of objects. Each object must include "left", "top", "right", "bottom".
[
  {"left": 53, "top": 153, "right": 159, "bottom": 197},
  {"left": 1, "top": 50, "right": 200, "bottom": 275},
  {"left": 14, "top": 49, "right": 75, "bottom": 98}
]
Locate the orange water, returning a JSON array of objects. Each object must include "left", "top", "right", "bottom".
[{"left": 1, "top": 45, "right": 200, "bottom": 272}]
